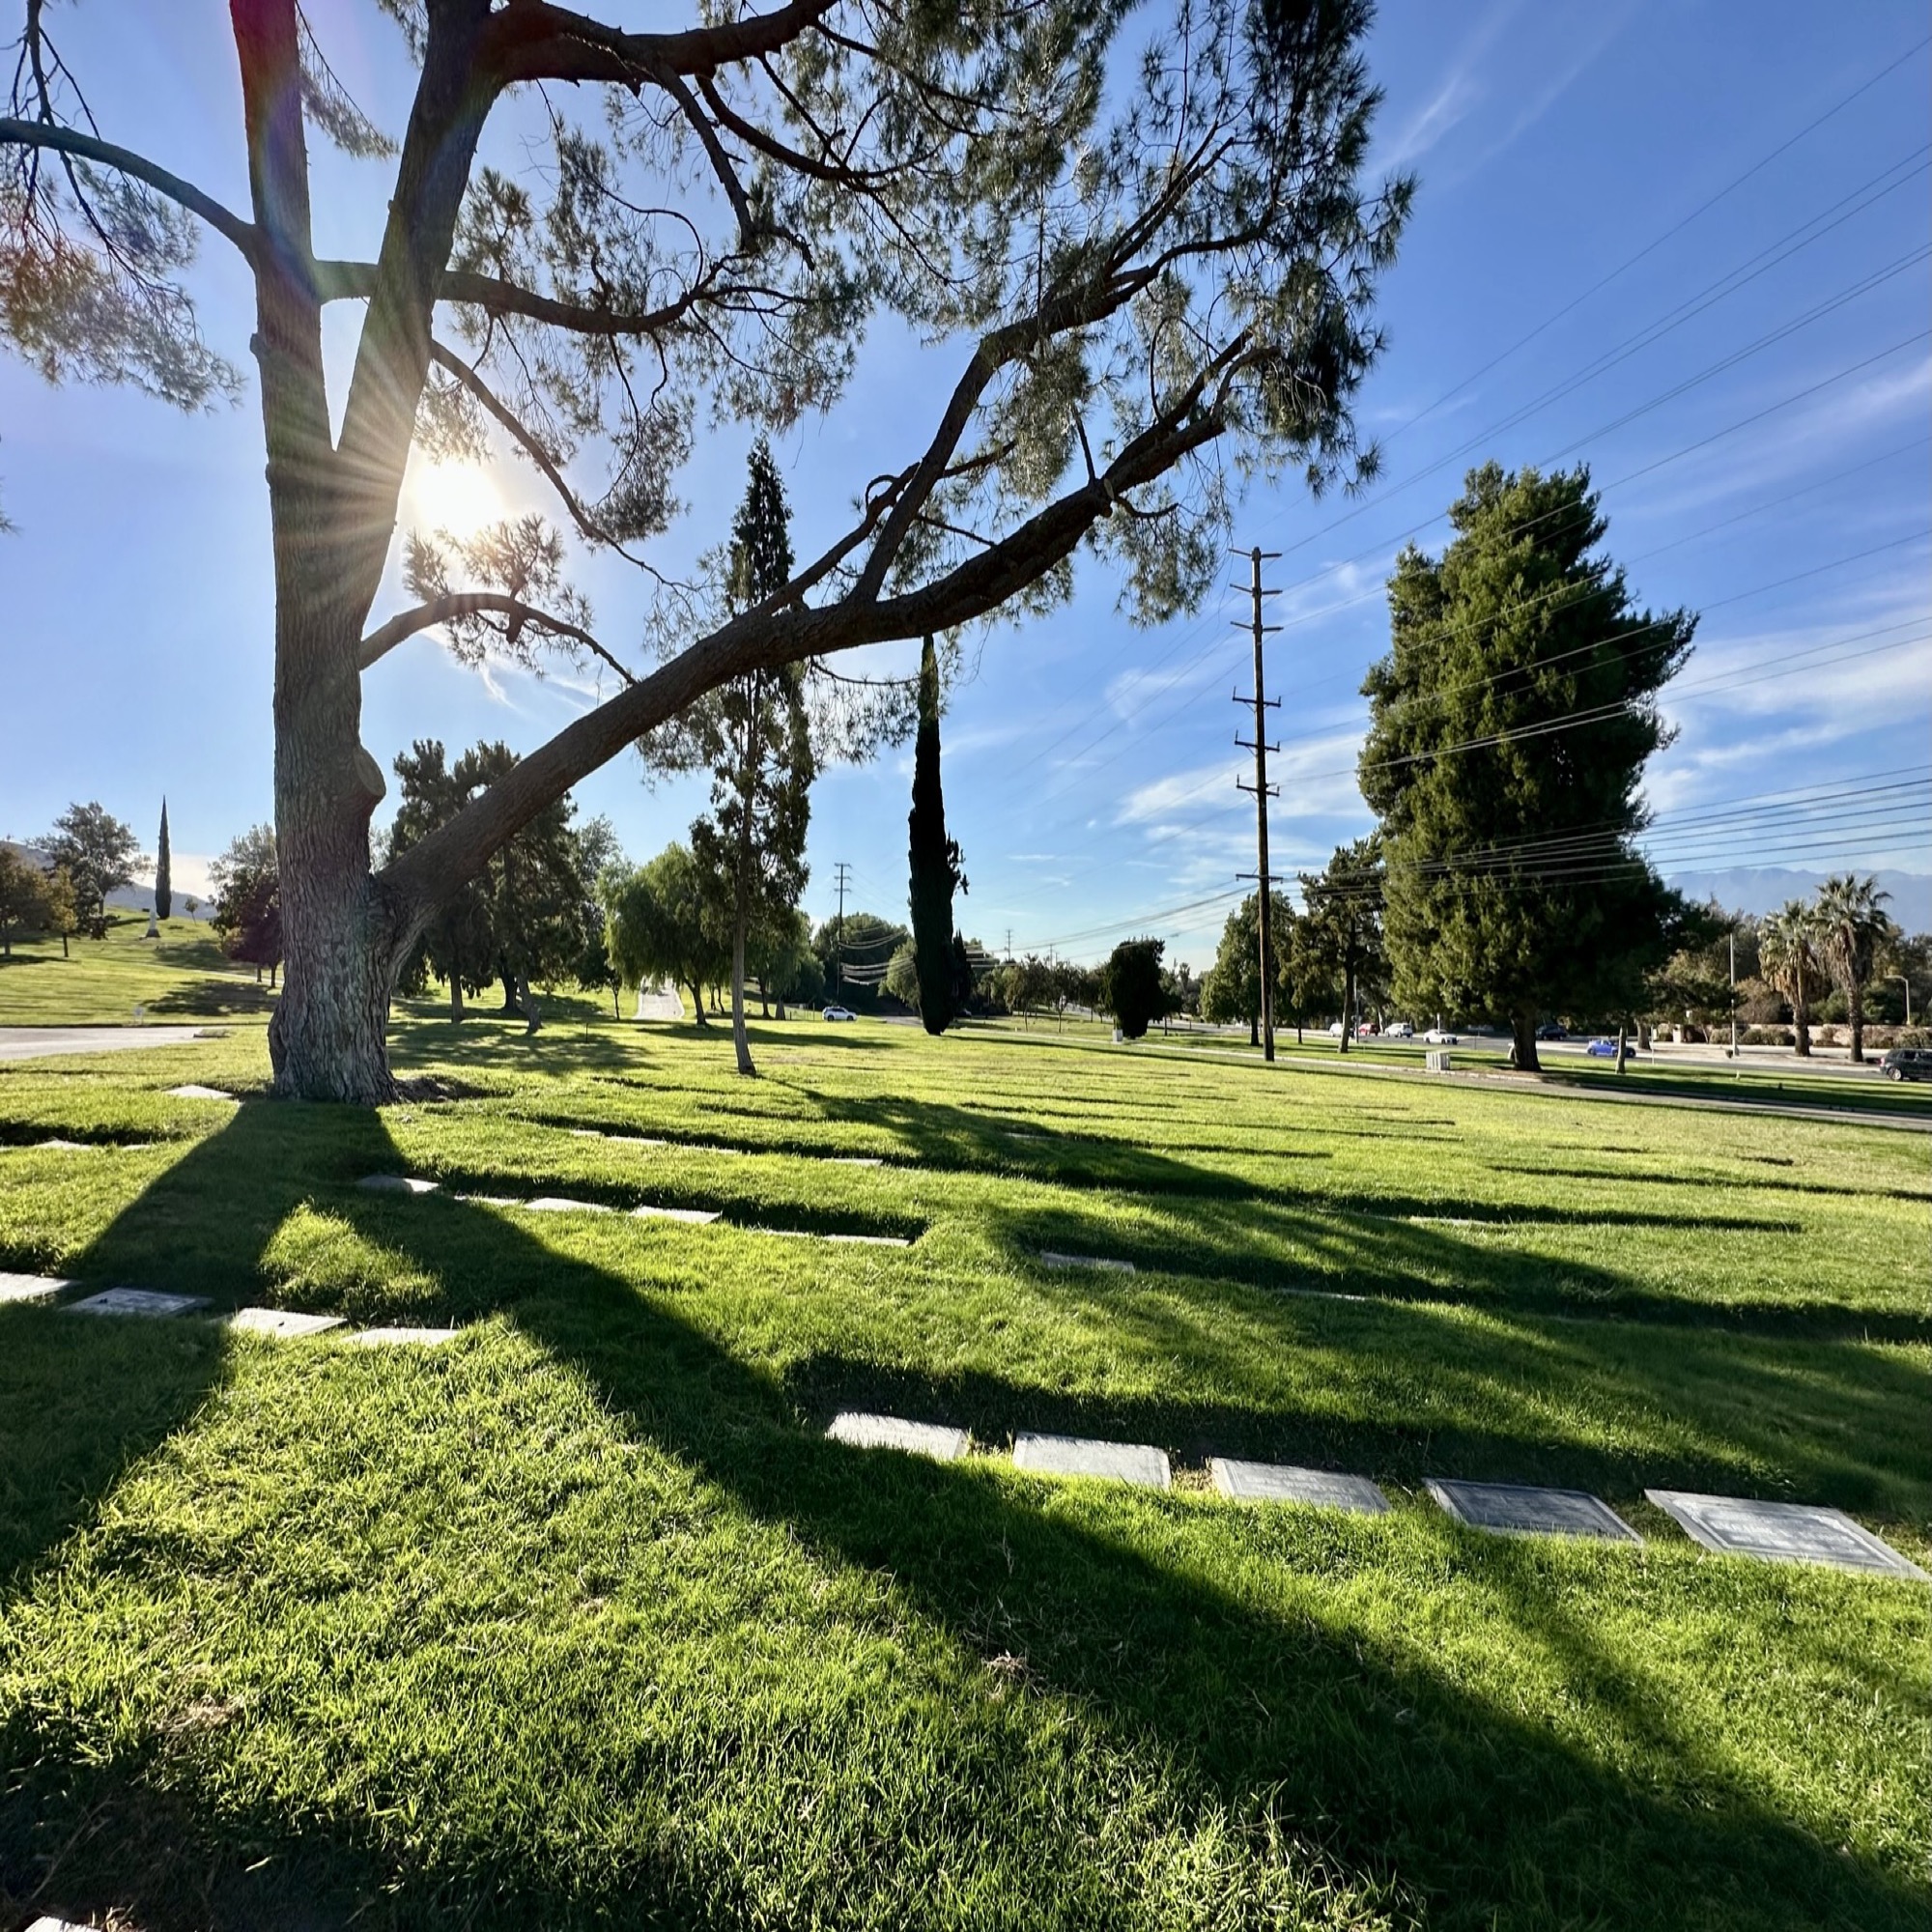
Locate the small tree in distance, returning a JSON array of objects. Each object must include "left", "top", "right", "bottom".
[
  {"left": 38, "top": 803, "right": 145, "bottom": 938},
  {"left": 211, "top": 825, "right": 283, "bottom": 985},
  {"left": 1100, "top": 938, "right": 1174, "bottom": 1041},
  {"left": 0, "top": 846, "right": 52, "bottom": 957},
  {"left": 1814, "top": 874, "right": 1896, "bottom": 1065},
  {"left": 155, "top": 798, "right": 172, "bottom": 923},
  {"left": 1758, "top": 900, "right": 1825, "bottom": 1058}
]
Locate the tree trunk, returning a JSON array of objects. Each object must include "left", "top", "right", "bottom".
[
  {"left": 1249, "top": 1012, "right": 1258, "bottom": 1047},
  {"left": 450, "top": 975, "right": 465, "bottom": 1021},
  {"left": 686, "top": 976, "right": 707, "bottom": 1026},
  {"left": 730, "top": 914, "right": 754, "bottom": 1075},
  {"left": 1510, "top": 1009, "right": 1541, "bottom": 1073},
  {"left": 1614, "top": 1020, "right": 1629, "bottom": 1074},
  {"left": 1338, "top": 961, "right": 1354, "bottom": 1052},
  {"left": 1849, "top": 981, "right": 1864, "bottom": 1063}
]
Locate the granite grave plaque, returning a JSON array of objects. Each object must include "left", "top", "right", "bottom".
[
  {"left": 69, "top": 1287, "right": 211, "bottom": 1319},
  {"left": 1429, "top": 1478, "right": 1638, "bottom": 1543},
  {"left": 1039, "top": 1251, "right": 1136, "bottom": 1273},
  {"left": 827, "top": 1412, "right": 968, "bottom": 1461},
  {"left": 1013, "top": 1432, "right": 1170, "bottom": 1489},
  {"left": 1646, "top": 1490, "right": 1926, "bottom": 1580},
  {"left": 229, "top": 1307, "right": 347, "bottom": 1338},
  {"left": 357, "top": 1174, "right": 440, "bottom": 1195},
  {"left": 0, "top": 1272, "right": 71, "bottom": 1303},
  {"left": 1210, "top": 1460, "right": 1389, "bottom": 1514}
]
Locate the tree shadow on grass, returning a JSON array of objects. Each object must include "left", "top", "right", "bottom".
[{"left": 2, "top": 1102, "right": 1926, "bottom": 1930}]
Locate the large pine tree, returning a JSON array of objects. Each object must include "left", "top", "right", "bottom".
[{"left": 1360, "top": 464, "right": 1697, "bottom": 1072}]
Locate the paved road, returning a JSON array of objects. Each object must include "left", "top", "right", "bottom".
[{"left": 0, "top": 1025, "right": 213, "bottom": 1062}]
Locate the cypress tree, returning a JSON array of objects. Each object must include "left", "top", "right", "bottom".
[
  {"left": 155, "top": 798, "right": 172, "bottom": 922},
  {"left": 907, "top": 636, "right": 965, "bottom": 1035}
]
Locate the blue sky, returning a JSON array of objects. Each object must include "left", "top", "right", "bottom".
[{"left": 2, "top": 1, "right": 1927, "bottom": 965}]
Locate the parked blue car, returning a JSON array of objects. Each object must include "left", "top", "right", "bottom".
[{"left": 1584, "top": 1037, "right": 1619, "bottom": 1058}]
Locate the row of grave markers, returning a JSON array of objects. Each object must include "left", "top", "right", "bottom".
[
  {"left": 0, "top": 1272, "right": 462, "bottom": 1347},
  {"left": 3, "top": 1269, "right": 1919, "bottom": 1580},
  {"left": 356, "top": 1173, "right": 911, "bottom": 1243},
  {"left": 824, "top": 1412, "right": 1928, "bottom": 1582}
]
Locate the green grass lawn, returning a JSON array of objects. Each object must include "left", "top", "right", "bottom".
[
  {"left": 0, "top": 912, "right": 278, "bottom": 1025},
  {"left": 1, "top": 1012, "right": 1926, "bottom": 1929}
]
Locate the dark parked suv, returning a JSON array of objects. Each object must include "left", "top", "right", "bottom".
[{"left": 1880, "top": 1047, "right": 1931, "bottom": 1082}]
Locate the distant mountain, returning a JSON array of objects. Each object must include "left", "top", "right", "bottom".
[
  {"left": 1667, "top": 867, "right": 1931, "bottom": 934},
  {"left": 0, "top": 840, "right": 212, "bottom": 919}
]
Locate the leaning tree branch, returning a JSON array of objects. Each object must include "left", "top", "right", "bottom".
[
  {"left": 315, "top": 256, "right": 727, "bottom": 338},
  {"left": 358, "top": 591, "right": 636, "bottom": 687},
  {"left": 0, "top": 117, "right": 257, "bottom": 256},
  {"left": 484, "top": 0, "right": 839, "bottom": 90},
  {"left": 377, "top": 384, "right": 1227, "bottom": 938}
]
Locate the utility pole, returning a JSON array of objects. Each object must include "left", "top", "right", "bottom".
[
  {"left": 1233, "top": 544, "right": 1283, "bottom": 1061},
  {"left": 1729, "top": 929, "right": 1738, "bottom": 1071},
  {"left": 833, "top": 862, "right": 852, "bottom": 995}
]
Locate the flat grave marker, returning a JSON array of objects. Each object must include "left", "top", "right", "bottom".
[
  {"left": 165, "top": 1084, "right": 237, "bottom": 1101},
  {"left": 357, "top": 1174, "right": 440, "bottom": 1195},
  {"left": 630, "top": 1203, "right": 722, "bottom": 1225},
  {"left": 229, "top": 1307, "right": 348, "bottom": 1338},
  {"left": 1429, "top": 1478, "right": 1639, "bottom": 1544},
  {"left": 1039, "top": 1250, "right": 1136, "bottom": 1274},
  {"left": 1210, "top": 1459, "right": 1389, "bottom": 1514},
  {"left": 1646, "top": 1489, "right": 1927, "bottom": 1581},
  {"left": 69, "top": 1287, "right": 212, "bottom": 1320},
  {"left": 1013, "top": 1432, "right": 1170, "bottom": 1489},
  {"left": 352, "top": 1325, "right": 463, "bottom": 1348},
  {"left": 826, "top": 1412, "right": 969, "bottom": 1461},
  {"left": 525, "top": 1196, "right": 615, "bottom": 1214},
  {"left": 0, "top": 1272, "right": 71, "bottom": 1304}
]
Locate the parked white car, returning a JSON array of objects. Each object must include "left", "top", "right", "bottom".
[
  {"left": 1385, "top": 1021, "right": 1414, "bottom": 1039},
  {"left": 1326, "top": 1020, "right": 1346, "bottom": 1037},
  {"left": 1422, "top": 1027, "right": 1459, "bottom": 1045},
  {"left": 822, "top": 1005, "right": 857, "bottom": 1022}
]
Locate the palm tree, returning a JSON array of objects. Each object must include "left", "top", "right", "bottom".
[
  {"left": 1758, "top": 900, "right": 1824, "bottom": 1058},
  {"left": 1813, "top": 874, "right": 1895, "bottom": 1064}
]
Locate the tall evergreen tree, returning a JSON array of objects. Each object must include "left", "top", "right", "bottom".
[
  {"left": 1360, "top": 464, "right": 1697, "bottom": 1071},
  {"left": 688, "top": 440, "right": 814, "bottom": 1076},
  {"left": 155, "top": 799, "right": 172, "bottom": 922},
  {"left": 908, "top": 637, "right": 967, "bottom": 1036}
]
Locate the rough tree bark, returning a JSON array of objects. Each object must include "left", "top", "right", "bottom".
[
  {"left": 730, "top": 672, "right": 760, "bottom": 1077},
  {"left": 1509, "top": 1009, "right": 1542, "bottom": 1073}
]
